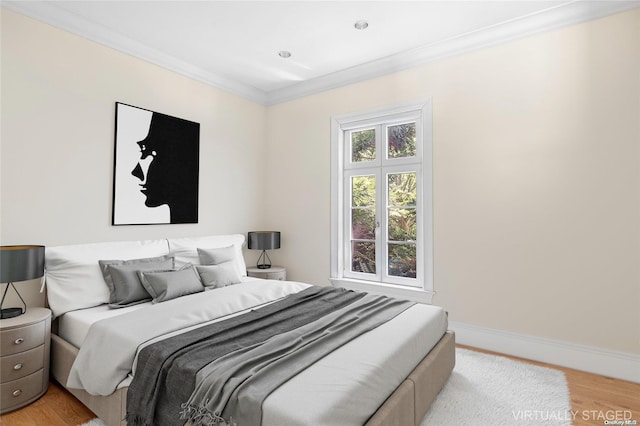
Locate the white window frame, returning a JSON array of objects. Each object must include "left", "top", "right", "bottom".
[{"left": 330, "top": 99, "right": 434, "bottom": 304}]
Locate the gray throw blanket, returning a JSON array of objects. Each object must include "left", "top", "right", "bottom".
[
  {"left": 126, "top": 286, "right": 414, "bottom": 426},
  {"left": 127, "top": 286, "right": 365, "bottom": 425},
  {"left": 183, "top": 292, "right": 415, "bottom": 426}
]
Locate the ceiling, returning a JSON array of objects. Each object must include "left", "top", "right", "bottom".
[{"left": 4, "top": 1, "right": 639, "bottom": 105}]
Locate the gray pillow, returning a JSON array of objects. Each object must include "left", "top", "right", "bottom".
[
  {"left": 99, "top": 255, "right": 174, "bottom": 308},
  {"left": 196, "top": 261, "right": 242, "bottom": 289},
  {"left": 197, "top": 246, "right": 235, "bottom": 265},
  {"left": 138, "top": 265, "right": 204, "bottom": 303}
]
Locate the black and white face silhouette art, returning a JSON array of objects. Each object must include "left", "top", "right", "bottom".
[{"left": 113, "top": 103, "right": 200, "bottom": 225}]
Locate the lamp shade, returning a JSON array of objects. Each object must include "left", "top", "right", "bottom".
[
  {"left": 247, "top": 232, "right": 281, "bottom": 250},
  {"left": 0, "top": 245, "right": 45, "bottom": 283}
]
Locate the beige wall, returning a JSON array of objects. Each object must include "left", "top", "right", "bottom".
[
  {"left": 1, "top": 7, "right": 638, "bottom": 356},
  {"left": 265, "top": 9, "right": 640, "bottom": 355},
  {"left": 0, "top": 9, "right": 268, "bottom": 305}
]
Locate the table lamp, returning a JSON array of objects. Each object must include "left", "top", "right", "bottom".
[
  {"left": 247, "top": 231, "right": 280, "bottom": 269},
  {"left": 0, "top": 245, "right": 45, "bottom": 319}
]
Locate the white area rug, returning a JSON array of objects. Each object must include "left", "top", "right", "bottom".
[
  {"left": 80, "top": 348, "right": 571, "bottom": 426},
  {"left": 79, "top": 420, "right": 106, "bottom": 426},
  {"left": 421, "top": 348, "right": 571, "bottom": 426}
]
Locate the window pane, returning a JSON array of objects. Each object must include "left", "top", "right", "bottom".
[
  {"left": 388, "top": 208, "right": 416, "bottom": 241},
  {"left": 388, "top": 244, "right": 416, "bottom": 278},
  {"left": 388, "top": 172, "right": 416, "bottom": 207},
  {"left": 352, "top": 208, "right": 375, "bottom": 240},
  {"left": 352, "top": 242, "right": 376, "bottom": 274},
  {"left": 351, "top": 129, "right": 376, "bottom": 162},
  {"left": 388, "top": 122, "right": 416, "bottom": 158},
  {"left": 352, "top": 175, "right": 376, "bottom": 207}
]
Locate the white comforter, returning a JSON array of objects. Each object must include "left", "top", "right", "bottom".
[{"left": 67, "top": 279, "right": 309, "bottom": 395}]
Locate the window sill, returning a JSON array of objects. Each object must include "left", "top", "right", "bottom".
[{"left": 329, "top": 278, "right": 434, "bottom": 304}]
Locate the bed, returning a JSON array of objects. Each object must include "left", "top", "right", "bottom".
[{"left": 45, "top": 235, "right": 454, "bottom": 426}]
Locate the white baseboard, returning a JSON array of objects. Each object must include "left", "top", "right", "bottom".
[{"left": 449, "top": 321, "right": 640, "bottom": 383}]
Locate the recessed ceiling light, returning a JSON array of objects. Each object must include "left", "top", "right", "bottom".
[
  {"left": 354, "top": 20, "right": 369, "bottom": 30},
  {"left": 278, "top": 51, "right": 291, "bottom": 58}
]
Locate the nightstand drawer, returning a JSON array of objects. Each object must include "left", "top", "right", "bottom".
[
  {"left": 247, "top": 266, "right": 286, "bottom": 281},
  {"left": 0, "top": 344, "right": 44, "bottom": 383},
  {"left": 0, "top": 369, "right": 44, "bottom": 411},
  {"left": 265, "top": 271, "right": 286, "bottom": 280},
  {"left": 0, "top": 308, "right": 51, "bottom": 414},
  {"left": 0, "top": 321, "right": 45, "bottom": 356}
]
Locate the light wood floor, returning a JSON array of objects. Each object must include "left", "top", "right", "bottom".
[{"left": 1, "top": 345, "right": 638, "bottom": 425}]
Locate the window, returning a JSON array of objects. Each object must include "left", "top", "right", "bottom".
[{"left": 330, "top": 100, "right": 434, "bottom": 303}]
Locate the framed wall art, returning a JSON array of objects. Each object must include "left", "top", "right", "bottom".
[{"left": 112, "top": 102, "right": 200, "bottom": 225}]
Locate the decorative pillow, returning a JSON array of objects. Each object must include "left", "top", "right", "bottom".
[
  {"left": 45, "top": 239, "right": 169, "bottom": 317},
  {"left": 196, "top": 261, "right": 242, "bottom": 289},
  {"left": 197, "top": 246, "right": 235, "bottom": 265},
  {"left": 138, "top": 265, "right": 204, "bottom": 303},
  {"left": 167, "top": 235, "right": 247, "bottom": 276},
  {"left": 100, "top": 255, "right": 174, "bottom": 308}
]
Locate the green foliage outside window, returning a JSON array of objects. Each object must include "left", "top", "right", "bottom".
[
  {"left": 388, "top": 244, "right": 416, "bottom": 278},
  {"left": 350, "top": 172, "right": 417, "bottom": 278},
  {"left": 388, "top": 123, "right": 416, "bottom": 159},
  {"left": 351, "top": 175, "right": 376, "bottom": 273},
  {"left": 388, "top": 172, "right": 417, "bottom": 278},
  {"left": 351, "top": 129, "right": 376, "bottom": 162}
]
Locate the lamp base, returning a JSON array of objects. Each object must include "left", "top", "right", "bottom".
[
  {"left": 1, "top": 282, "right": 27, "bottom": 320},
  {"left": 1, "top": 307, "right": 23, "bottom": 319},
  {"left": 256, "top": 250, "right": 272, "bottom": 269}
]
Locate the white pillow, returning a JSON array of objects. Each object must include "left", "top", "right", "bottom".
[
  {"left": 45, "top": 239, "right": 169, "bottom": 317},
  {"left": 196, "top": 262, "right": 242, "bottom": 289},
  {"left": 197, "top": 246, "right": 235, "bottom": 265},
  {"left": 167, "top": 235, "right": 247, "bottom": 277},
  {"left": 138, "top": 265, "right": 204, "bottom": 304}
]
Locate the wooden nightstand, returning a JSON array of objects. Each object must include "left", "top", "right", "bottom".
[
  {"left": 246, "top": 266, "right": 287, "bottom": 281},
  {"left": 0, "top": 307, "right": 51, "bottom": 414}
]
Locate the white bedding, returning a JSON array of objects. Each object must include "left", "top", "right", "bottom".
[
  {"left": 58, "top": 302, "right": 150, "bottom": 348},
  {"left": 62, "top": 280, "right": 447, "bottom": 425},
  {"left": 57, "top": 276, "right": 264, "bottom": 348}
]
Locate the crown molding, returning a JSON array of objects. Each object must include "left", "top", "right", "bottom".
[
  {"left": 4, "top": 1, "right": 639, "bottom": 106},
  {"left": 265, "top": 1, "right": 640, "bottom": 105},
  {"left": 1, "top": 1, "right": 269, "bottom": 104}
]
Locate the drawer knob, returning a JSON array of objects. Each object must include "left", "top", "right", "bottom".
[
  {"left": 14, "top": 338, "right": 24, "bottom": 345},
  {"left": 12, "top": 389, "right": 22, "bottom": 397},
  {"left": 13, "top": 363, "right": 23, "bottom": 371}
]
